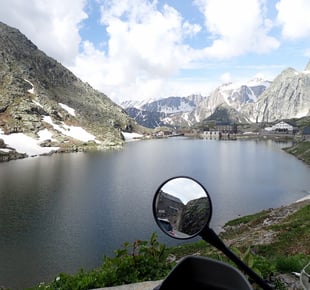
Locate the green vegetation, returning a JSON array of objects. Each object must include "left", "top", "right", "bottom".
[
  {"left": 26, "top": 202, "right": 309, "bottom": 290},
  {"left": 257, "top": 205, "right": 310, "bottom": 256},
  {"left": 224, "top": 210, "right": 270, "bottom": 227},
  {"left": 278, "top": 115, "right": 310, "bottom": 165},
  {"left": 27, "top": 233, "right": 173, "bottom": 290},
  {"left": 284, "top": 141, "right": 310, "bottom": 165}
]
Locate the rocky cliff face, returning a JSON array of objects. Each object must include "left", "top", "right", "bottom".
[
  {"left": 243, "top": 67, "right": 310, "bottom": 123},
  {"left": 193, "top": 67, "right": 310, "bottom": 125},
  {"left": 0, "top": 22, "right": 142, "bottom": 160},
  {"left": 203, "top": 79, "right": 270, "bottom": 112}
]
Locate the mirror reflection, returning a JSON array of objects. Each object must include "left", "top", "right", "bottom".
[
  {"left": 153, "top": 177, "right": 212, "bottom": 239},
  {"left": 301, "top": 262, "right": 310, "bottom": 290}
]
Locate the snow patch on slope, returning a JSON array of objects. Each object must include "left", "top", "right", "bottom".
[
  {"left": 0, "top": 128, "right": 59, "bottom": 156},
  {"left": 24, "top": 79, "right": 35, "bottom": 94},
  {"left": 122, "top": 132, "right": 143, "bottom": 141},
  {"left": 43, "top": 116, "right": 100, "bottom": 143},
  {"left": 59, "top": 103, "right": 76, "bottom": 116}
]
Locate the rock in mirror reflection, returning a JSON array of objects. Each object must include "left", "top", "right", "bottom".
[{"left": 156, "top": 189, "right": 210, "bottom": 238}]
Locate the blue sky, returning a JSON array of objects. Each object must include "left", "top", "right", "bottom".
[{"left": 0, "top": 0, "right": 310, "bottom": 103}]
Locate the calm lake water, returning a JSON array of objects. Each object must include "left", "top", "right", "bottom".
[{"left": 0, "top": 138, "right": 309, "bottom": 289}]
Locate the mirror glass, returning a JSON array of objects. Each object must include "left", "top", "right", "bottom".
[
  {"left": 153, "top": 177, "right": 212, "bottom": 239},
  {"left": 301, "top": 262, "right": 310, "bottom": 290}
]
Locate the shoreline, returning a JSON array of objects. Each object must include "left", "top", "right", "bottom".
[{"left": 295, "top": 194, "right": 310, "bottom": 202}]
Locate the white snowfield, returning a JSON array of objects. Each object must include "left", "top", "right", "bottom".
[
  {"left": 0, "top": 105, "right": 101, "bottom": 157},
  {"left": 0, "top": 97, "right": 143, "bottom": 158},
  {"left": 24, "top": 79, "right": 35, "bottom": 94},
  {"left": 43, "top": 116, "right": 100, "bottom": 143},
  {"left": 122, "top": 132, "right": 143, "bottom": 141},
  {"left": 0, "top": 129, "right": 59, "bottom": 156},
  {"left": 0, "top": 128, "right": 143, "bottom": 158},
  {"left": 0, "top": 82, "right": 105, "bottom": 157},
  {"left": 295, "top": 195, "right": 310, "bottom": 202},
  {"left": 59, "top": 103, "right": 76, "bottom": 116}
]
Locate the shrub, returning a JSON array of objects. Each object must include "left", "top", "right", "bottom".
[
  {"left": 275, "top": 254, "right": 309, "bottom": 273},
  {"left": 28, "top": 233, "right": 173, "bottom": 290}
]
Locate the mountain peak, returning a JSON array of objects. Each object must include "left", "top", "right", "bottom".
[{"left": 305, "top": 60, "right": 310, "bottom": 72}]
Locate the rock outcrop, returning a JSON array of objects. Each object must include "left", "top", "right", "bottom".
[
  {"left": 243, "top": 66, "right": 310, "bottom": 123},
  {"left": 0, "top": 22, "right": 144, "bottom": 160}
]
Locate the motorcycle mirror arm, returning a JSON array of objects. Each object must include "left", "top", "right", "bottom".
[{"left": 200, "top": 227, "right": 274, "bottom": 290}]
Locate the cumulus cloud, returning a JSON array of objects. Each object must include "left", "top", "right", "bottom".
[
  {"left": 0, "top": 0, "right": 87, "bottom": 66},
  {"left": 0, "top": 0, "right": 308, "bottom": 101},
  {"left": 276, "top": 0, "right": 310, "bottom": 39},
  {"left": 70, "top": 0, "right": 201, "bottom": 100},
  {"left": 194, "top": 0, "right": 279, "bottom": 59},
  {"left": 99, "top": 0, "right": 198, "bottom": 77}
]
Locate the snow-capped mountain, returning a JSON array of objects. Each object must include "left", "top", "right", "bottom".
[
  {"left": 124, "top": 107, "right": 166, "bottom": 128},
  {"left": 142, "top": 95, "right": 204, "bottom": 114},
  {"left": 122, "top": 95, "right": 204, "bottom": 113},
  {"left": 122, "top": 95, "right": 205, "bottom": 128},
  {"left": 216, "top": 78, "right": 271, "bottom": 109},
  {"left": 120, "top": 98, "right": 156, "bottom": 110},
  {"left": 123, "top": 63, "right": 310, "bottom": 128},
  {"left": 192, "top": 78, "right": 271, "bottom": 124},
  {"left": 123, "top": 80, "right": 271, "bottom": 128}
]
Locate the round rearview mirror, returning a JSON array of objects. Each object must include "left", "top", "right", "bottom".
[{"left": 153, "top": 177, "right": 212, "bottom": 239}]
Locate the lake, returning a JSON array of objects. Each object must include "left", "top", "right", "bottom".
[{"left": 0, "top": 138, "right": 309, "bottom": 289}]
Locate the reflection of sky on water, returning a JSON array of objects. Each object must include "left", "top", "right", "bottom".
[{"left": 162, "top": 177, "right": 208, "bottom": 204}]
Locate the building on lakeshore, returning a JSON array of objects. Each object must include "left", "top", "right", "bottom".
[
  {"left": 202, "top": 131, "right": 221, "bottom": 139},
  {"left": 201, "top": 121, "right": 237, "bottom": 140},
  {"left": 265, "top": 121, "right": 297, "bottom": 134},
  {"left": 302, "top": 127, "right": 310, "bottom": 140}
]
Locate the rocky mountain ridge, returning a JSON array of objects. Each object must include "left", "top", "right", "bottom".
[
  {"left": 123, "top": 66, "right": 310, "bottom": 128},
  {"left": 0, "top": 22, "right": 144, "bottom": 160},
  {"left": 243, "top": 66, "right": 310, "bottom": 123},
  {"left": 122, "top": 95, "right": 204, "bottom": 128}
]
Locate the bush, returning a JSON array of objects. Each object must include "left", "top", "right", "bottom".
[
  {"left": 28, "top": 233, "right": 173, "bottom": 290},
  {"left": 275, "top": 254, "right": 309, "bottom": 273},
  {"left": 232, "top": 247, "right": 275, "bottom": 279}
]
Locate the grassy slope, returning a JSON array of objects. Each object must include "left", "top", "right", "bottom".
[{"left": 284, "top": 141, "right": 310, "bottom": 165}]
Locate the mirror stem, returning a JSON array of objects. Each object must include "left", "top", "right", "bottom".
[{"left": 200, "top": 228, "right": 273, "bottom": 290}]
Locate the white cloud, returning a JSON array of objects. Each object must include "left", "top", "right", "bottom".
[
  {"left": 70, "top": 0, "right": 201, "bottom": 100},
  {"left": 276, "top": 0, "right": 310, "bottom": 39},
  {"left": 0, "top": 0, "right": 307, "bottom": 102},
  {"left": 99, "top": 1, "right": 197, "bottom": 77},
  {"left": 0, "top": 0, "right": 87, "bottom": 66},
  {"left": 220, "top": 72, "right": 232, "bottom": 83},
  {"left": 194, "top": 0, "right": 279, "bottom": 59}
]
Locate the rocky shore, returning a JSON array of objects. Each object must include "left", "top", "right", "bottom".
[{"left": 221, "top": 198, "right": 310, "bottom": 249}]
